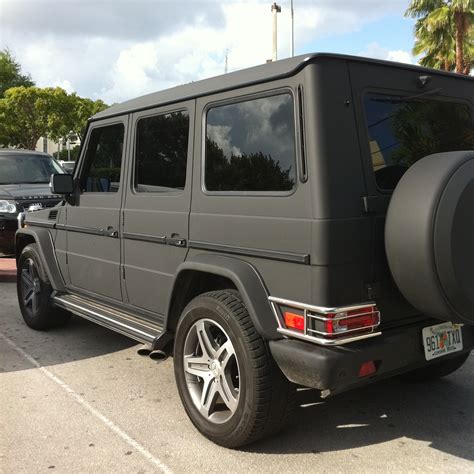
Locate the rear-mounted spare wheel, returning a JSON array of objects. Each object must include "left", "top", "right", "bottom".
[{"left": 385, "top": 151, "right": 474, "bottom": 325}]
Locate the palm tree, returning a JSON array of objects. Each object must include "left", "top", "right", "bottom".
[
  {"left": 413, "top": 18, "right": 456, "bottom": 70},
  {"left": 406, "top": 0, "right": 474, "bottom": 74}
]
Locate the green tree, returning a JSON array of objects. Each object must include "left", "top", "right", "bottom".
[
  {"left": 0, "top": 86, "right": 54, "bottom": 149},
  {"left": 0, "top": 86, "right": 109, "bottom": 150},
  {"left": 69, "top": 96, "right": 108, "bottom": 141},
  {"left": 406, "top": 0, "right": 474, "bottom": 75},
  {"left": 0, "top": 49, "right": 35, "bottom": 98},
  {"left": 53, "top": 145, "right": 81, "bottom": 161}
]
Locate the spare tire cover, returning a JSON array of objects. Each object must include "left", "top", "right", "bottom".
[{"left": 385, "top": 151, "right": 474, "bottom": 325}]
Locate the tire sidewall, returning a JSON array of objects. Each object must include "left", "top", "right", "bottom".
[{"left": 174, "top": 294, "right": 260, "bottom": 443}]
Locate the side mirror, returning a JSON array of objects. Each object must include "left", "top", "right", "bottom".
[{"left": 50, "top": 173, "right": 74, "bottom": 195}]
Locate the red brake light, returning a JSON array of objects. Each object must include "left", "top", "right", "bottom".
[
  {"left": 325, "top": 305, "right": 379, "bottom": 336},
  {"left": 284, "top": 311, "right": 305, "bottom": 331}
]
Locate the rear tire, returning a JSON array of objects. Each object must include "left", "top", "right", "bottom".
[
  {"left": 403, "top": 352, "right": 470, "bottom": 381},
  {"left": 174, "top": 290, "right": 295, "bottom": 448},
  {"left": 17, "top": 244, "right": 71, "bottom": 330}
]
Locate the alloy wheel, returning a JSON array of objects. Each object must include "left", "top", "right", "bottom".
[
  {"left": 183, "top": 318, "right": 240, "bottom": 424},
  {"left": 20, "top": 258, "right": 41, "bottom": 315}
]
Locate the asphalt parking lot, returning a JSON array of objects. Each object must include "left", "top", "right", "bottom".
[{"left": 1, "top": 257, "right": 473, "bottom": 473}]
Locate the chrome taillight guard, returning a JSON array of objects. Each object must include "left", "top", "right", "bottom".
[{"left": 268, "top": 296, "right": 382, "bottom": 346}]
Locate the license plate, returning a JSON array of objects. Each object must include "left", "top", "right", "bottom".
[{"left": 422, "top": 322, "right": 463, "bottom": 361}]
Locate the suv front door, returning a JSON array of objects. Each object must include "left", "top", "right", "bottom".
[
  {"left": 121, "top": 102, "right": 194, "bottom": 318},
  {"left": 64, "top": 117, "right": 127, "bottom": 301}
]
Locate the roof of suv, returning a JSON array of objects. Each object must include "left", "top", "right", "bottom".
[{"left": 92, "top": 52, "right": 473, "bottom": 121}]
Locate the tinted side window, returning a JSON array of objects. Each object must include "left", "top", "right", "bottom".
[
  {"left": 81, "top": 123, "right": 124, "bottom": 193},
  {"left": 205, "top": 93, "right": 296, "bottom": 192},
  {"left": 364, "top": 93, "right": 473, "bottom": 190},
  {"left": 135, "top": 111, "right": 189, "bottom": 192}
]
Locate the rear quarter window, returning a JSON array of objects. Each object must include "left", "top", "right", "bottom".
[
  {"left": 204, "top": 93, "right": 297, "bottom": 193},
  {"left": 364, "top": 93, "right": 474, "bottom": 191}
]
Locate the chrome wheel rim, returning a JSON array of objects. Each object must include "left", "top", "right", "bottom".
[
  {"left": 183, "top": 318, "right": 240, "bottom": 424},
  {"left": 21, "top": 258, "right": 41, "bottom": 314}
]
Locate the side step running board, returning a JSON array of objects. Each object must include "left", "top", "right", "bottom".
[{"left": 52, "top": 293, "right": 163, "bottom": 345}]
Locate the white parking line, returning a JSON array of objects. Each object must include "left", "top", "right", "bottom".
[{"left": 0, "top": 331, "right": 173, "bottom": 474}]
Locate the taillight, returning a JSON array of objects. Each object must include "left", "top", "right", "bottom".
[
  {"left": 284, "top": 311, "right": 305, "bottom": 331},
  {"left": 324, "top": 306, "right": 380, "bottom": 336},
  {"left": 358, "top": 360, "right": 377, "bottom": 377},
  {"left": 269, "top": 296, "right": 381, "bottom": 346}
]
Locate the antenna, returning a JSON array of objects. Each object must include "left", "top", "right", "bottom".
[{"left": 224, "top": 49, "right": 229, "bottom": 74}]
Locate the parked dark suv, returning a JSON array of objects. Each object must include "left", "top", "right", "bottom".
[
  {"left": 0, "top": 149, "right": 63, "bottom": 255},
  {"left": 15, "top": 54, "right": 473, "bottom": 448}
]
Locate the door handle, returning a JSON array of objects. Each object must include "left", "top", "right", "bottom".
[
  {"left": 165, "top": 235, "right": 186, "bottom": 247},
  {"left": 103, "top": 226, "right": 119, "bottom": 238}
]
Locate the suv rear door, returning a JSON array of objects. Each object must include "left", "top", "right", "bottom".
[
  {"left": 63, "top": 117, "right": 127, "bottom": 301},
  {"left": 349, "top": 61, "right": 473, "bottom": 326},
  {"left": 121, "top": 101, "right": 194, "bottom": 318}
]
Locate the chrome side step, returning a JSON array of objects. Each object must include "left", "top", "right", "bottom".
[{"left": 52, "top": 293, "right": 163, "bottom": 344}]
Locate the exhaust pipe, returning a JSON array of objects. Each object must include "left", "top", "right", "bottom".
[
  {"left": 149, "top": 350, "right": 168, "bottom": 361},
  {"left": 137, "top": 344, "right": 152, "bottom": 356}
]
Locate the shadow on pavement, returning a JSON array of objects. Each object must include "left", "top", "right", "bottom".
[
  {"left": 1, "top": 257, "right": 472, "bottom": 463},
  {"left": 0, "top": 280, "right": 137, "bottom": 373},
  {"left": 245, "top": 361, "right": 473, "bottom": 461}
]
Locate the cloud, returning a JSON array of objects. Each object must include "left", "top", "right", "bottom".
[
  {"left": 386, "top": 50, "right": 413, "bottom": 64},
  {"left": 0, "top": 0, "right": 225, "bottom": 41},
  {"left": 1, "top": 1, "right": 411, "bottom": 103},
  {"left": 358, "top": 42, "right": 413, "bottom": 64},
  {"left": 52, "top": 80, "right": 75, "bottom": 93}
]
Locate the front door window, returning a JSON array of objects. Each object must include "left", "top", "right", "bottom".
[{"left": 81, "top": 124, "right": 124, "bottom": 193}]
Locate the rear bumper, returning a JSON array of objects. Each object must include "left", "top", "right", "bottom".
[
  {"left": 269, "top": 320, "right": 474, "bottom": 396},
  {"left": 0, "top": 217, "right": 17, "bottom": 255}
]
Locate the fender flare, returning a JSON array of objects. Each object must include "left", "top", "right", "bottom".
[
  {"left": 16, "top": 228, "right": 66, "bottom": 292},
  {"left": 165, "top": 253, "right": 279, "bottom": 340}
]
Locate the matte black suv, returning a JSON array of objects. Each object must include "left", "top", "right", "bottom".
[
  {"left": 0, "top": 149, "right": 63, "bottom": 255},
  {"left": 15, "top": 54, "right": 474, "bottom": 448}
]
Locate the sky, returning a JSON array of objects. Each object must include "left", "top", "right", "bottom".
[{"left": 0, "top": 0, "right": 417, "bottom": 104}]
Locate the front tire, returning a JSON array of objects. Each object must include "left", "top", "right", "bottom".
[
  {"left": 174, "top": 290, "right": 295, "bottom": 448},
  {"left": 17, "top": 244, "right": 71, "bottom": 330}
]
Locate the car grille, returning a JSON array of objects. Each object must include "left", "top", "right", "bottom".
[{"left": 17, "top": 198, "right": 62, "bottom": 212}]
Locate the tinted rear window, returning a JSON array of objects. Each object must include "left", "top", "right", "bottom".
[
  {"left": 205, "top": 93, "right": 296, "bottom": 192},
  {"left": 364, "top": 93, "right": 473, "bottom": 190}
]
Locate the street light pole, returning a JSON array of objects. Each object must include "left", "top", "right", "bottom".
[
  {"left": 271, "top": 2, "right": 281, "bottom": 62},
  {"left": 290, "top": 0, "right": 294, "bottom": 57}
]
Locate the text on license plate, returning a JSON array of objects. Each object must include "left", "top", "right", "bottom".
[{"left": 422, "top": 322, "right": 463, "bottom": 361}]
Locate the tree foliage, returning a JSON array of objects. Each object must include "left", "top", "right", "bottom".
[
  {"left": 0, "top": 49, "right": 34, "bottom": 98},
  {"left": 390, "top": 100, "right": 474, "bottom": 166},
  {"left": 53, "top": 145, "right": 81, "bottom": 162},
  {"left": 205, "top": 138, "right": 295, "bottom": 191},
  {"left": 0, "top": 86, "right": 109, "bottom": 150},
  {"left": 406, "top": 0, "right": 474, "bottom": 74},
  {"left": 69, "top": 97, "right": 109, "bottom": 141}
]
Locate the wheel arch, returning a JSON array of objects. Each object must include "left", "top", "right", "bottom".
[
  {"left": 165, "top": 254, "right": 279, "bottom": 340},
  {"left": 16, "top": 228, "right": 66, "bottom": 292}
]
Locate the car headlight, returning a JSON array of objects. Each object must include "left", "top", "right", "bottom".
[{"left": 0, "top": 200, "right": 17, "bottom": 214}]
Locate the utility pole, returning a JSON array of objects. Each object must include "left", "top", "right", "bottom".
[
  {"left": 290, "top": 0, "right": 294, "bottom": 57},
  {"left": 271, "top": 2, "right": 281, "bottom": 62}
]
